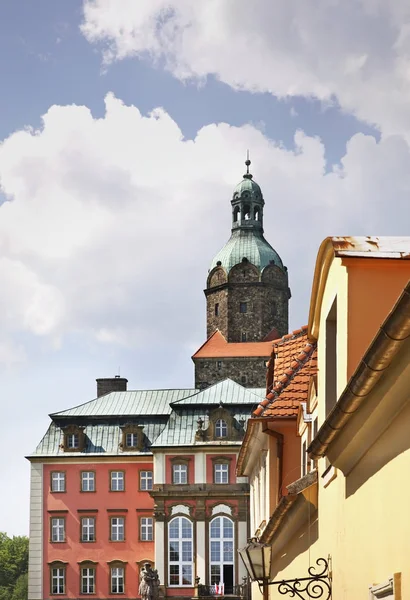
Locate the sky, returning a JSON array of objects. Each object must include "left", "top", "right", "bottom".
[{"left": 0, "top": 0, "right": 410, "bottom": 535}]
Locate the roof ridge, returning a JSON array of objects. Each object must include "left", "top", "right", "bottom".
[
  {"left": 253, "top": 341, "right": 317, "bottom": 417},
  {"left": 191, "top": 329, "right": 227, "bottom": 359},
  {"left": 272, "top": 325, "right": 308, "bottom": 346}
]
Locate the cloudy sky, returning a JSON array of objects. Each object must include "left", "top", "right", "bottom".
[{"left": 1, "top": 0, "right": 410, "bottom": 535}]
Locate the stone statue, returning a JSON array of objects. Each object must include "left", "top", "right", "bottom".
[{"left": 139, "top": 563, "right": 160, "bottom": 600}]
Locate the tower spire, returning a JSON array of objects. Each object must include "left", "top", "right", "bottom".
[{"left": 244, "top": 150, "right": 253, "bottom": 179}]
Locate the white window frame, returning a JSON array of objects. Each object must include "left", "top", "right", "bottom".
[
  {"left": 81, "top": 567, "right": 95, "bottom": 594},
  {"left": 67, "top": 433, "right": 79, "bottom": 448},
  {"left": 111, "top": 566, "right": 125, "bottom": 594},
  {"left": 141, "top": 517, "right": 153, "bottom": 541},
  {"left": 81, "top": 517, "right": 95, "bottom": 542},
  {"left": 172, "top": 464, "right": 188, "bottom": 485},
  {"left": 81, "top": 471, "right": 95, "bottom": 492},
  {"left": 51, "top": 518, "right": 65, "bottom": 543},
  {"left": 126, "top": 432, "right": 138, "bottom": 447},
  {"left": 140, "top": 470, "right": 153, "bottom": 491},
  {"left": 214, "top": 463, "right": 229, "bottom": 484},
  {"left": 215, "top": 419, "right": 228, "bottom": 438},
  {"left": 111, "top": 471, "right": 125, "bottom": 491},
  {"left": 110, "top": 517, "right": 125, "bottom": 541},
  {"left": 209, "top": 516, "right": 235, "bottom": 589},
  {"left": 168, "top": 517, "right": 193, "bottom": 586},
  {"left": 51, "top": 472, "right": 65, "bottom": 493},
  {"left": 51, "top": 566, "right": 65, "bottom": 594}
]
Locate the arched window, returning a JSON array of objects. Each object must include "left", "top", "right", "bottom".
[
  {"left": 215, "top": 419, "right": 228, "bottom": 438},
  {"left": 254, "top": 206, "right": 260, "bottom": 220},
  {"left": 233, "top": 206, "right": 240, "bottom": 222},
  {"left": 209, "top": 517, "right": 234, "bottom": 593},
  {"left": 243, "top": 205, "right": 251, "bottom": 220},
  {"left": 168, "top": 517, "right": 193, "bottom": 586}
]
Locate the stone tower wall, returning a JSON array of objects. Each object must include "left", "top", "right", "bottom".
[
  {"left": 206, "top": 263, "right": 289, "bottom": 342},
  {"left": 206, "top": 287, "right": 228, "bottom": 339},
  {"left": 194, "top": 356, "right": 268, "bottom": 390}
]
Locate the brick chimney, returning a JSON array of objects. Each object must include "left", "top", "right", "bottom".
[{"left": 96, "top": 376, "right": 128, "bottom": 398}]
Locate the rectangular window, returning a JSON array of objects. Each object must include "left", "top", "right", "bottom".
[
  {"left": 126, "top": 432, "right": 138, "bottom": 447},
  {"left": 110, "top": 471, "right": 125, "bottom": 491},
  {"left": 169, "top": 565, "right": 179, "bottom": 586},
  {"left": 239, "top": 302, "right": 247, "bottom": 313},
  {"left": 325, "top": 298, "right": 337, "bottom": 417},
  {"left": 140, "top": 471, "right": 153, "bottom": 491},
  {"left": 81, "top": 471, "right": 95, "bottom": 492},
  {"left": 140, "top": 517, "right": 153, "bottom": 541},
  {"left": 67, "top": 433, "right": 79, "bottom": 448},
  {"left": 211, "top": 565, "right": 221, "bottom": 586},
  {"left": 214, "top": 463, "right": 229, "bottom": 484},
  {"left": 81, "top": 567, "right": 95, "bottom": 594},
  {"left": 241, "top": 332, "right": 247, "bottom": 342},
  {"left": 111, "top": 566, "right": 125, "bottom": 594},
  {"left": 217, "top": 360, "right": 222, "bottom": 370},
  {"left": 313, "top": 417, "right": 318, "bottom": 438},
  {"left": 110, "top": 517, "right": 125, "bottom": 541},
  {"left": 51, "top": 518, "right": 65, "bottom": 543},
  {"left": 215, "top": 303, "right": 219, "bottom": 316},
  {"left": 51, "top": 567, "right": 65, "bottom": 594},
  {"left": 81, "top": 517, "right": 96, "bottom": 542},
  {"left": 172, "top": 464, "right": 188, "bottom": 485},
  {"left": 51, "top": 472, "right": 65, "bottom": 493}
]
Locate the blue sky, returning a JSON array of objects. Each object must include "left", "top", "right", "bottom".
[{"left": 0, "top": 0, "right": 408, "bottom": 534}]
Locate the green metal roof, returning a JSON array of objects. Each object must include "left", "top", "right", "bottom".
[
  {"left": 232, "top": 177, "right": 263, "bottom": 201},
  {"left": 31, "top": 419, "right": 167, "bottom": 457},
  {"left": 210, "top": 229, "right": 283, "bottom": 273},
  {"left": 152, "top": 408, "right": 252, "bottom": 447},
  {"left": 171, "top": 379, "right": 265, "bottom": 406},
  {"left": 51, "top": 389, "right": 197, "bottom": 418}
]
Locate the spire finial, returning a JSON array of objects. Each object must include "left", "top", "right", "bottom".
[{"left": 244, "top": 150, "right": 253, "bottom": 179}]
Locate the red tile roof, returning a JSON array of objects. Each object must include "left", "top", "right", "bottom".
[
  {"left": 192, "top": 330, "right": 274, "bottom": 359},
  {"left": 253, "top": 326, "right": 317, "bottom": 417}
]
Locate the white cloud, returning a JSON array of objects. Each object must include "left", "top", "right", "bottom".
[
  {"left": 0, "top": 93, "right": 409, "bottom": 367},
  {"left": 81, "top": 0, "right": 410, "bottom": 136}
]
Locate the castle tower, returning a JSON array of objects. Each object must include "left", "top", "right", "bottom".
[
  {"left": 206, "top": 157, "right": 290, "bottom": 342},
  {"left": 193, "top": 157, "right": 291, "bottom": 389}
]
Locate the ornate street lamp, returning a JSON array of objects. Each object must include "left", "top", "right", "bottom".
[{"left": 238, "top": 539, "right": 331, "bottom": 600}]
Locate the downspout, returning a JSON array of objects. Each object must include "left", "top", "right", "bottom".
[{"left": 262, "top": 424, "right": 284, "bottom": 504}]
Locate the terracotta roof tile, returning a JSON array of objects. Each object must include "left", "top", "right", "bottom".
[
  {"left": 253, "top": 326, "right": 317, "bottom": 418},
  {"left": 192, "top": 330, "right": 274, "bottom": 359}
]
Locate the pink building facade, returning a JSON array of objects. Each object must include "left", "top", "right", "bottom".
[{"left": 28, "top": 378, "right": 259, "bottom": 600}]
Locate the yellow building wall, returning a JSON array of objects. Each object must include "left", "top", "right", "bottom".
[{"left": 270, "top": 392, "right": 410, "bottom": 599}]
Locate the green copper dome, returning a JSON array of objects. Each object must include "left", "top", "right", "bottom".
[
  {"left": 210, "top": 229, "right": 284, "bottom": 273},
  {"left": 232, "top": 177, "right": 263, "bottom": 201},
  {"left": 209, "top": 157, "right": 284, "bottom": 274}
]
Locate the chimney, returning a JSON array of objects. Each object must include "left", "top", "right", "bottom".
[{"left": 96, "top": 376, "right": 128, "bottom": 398}]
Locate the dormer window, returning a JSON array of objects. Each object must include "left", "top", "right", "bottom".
[
  {"left": 62, "top": 425, "right": 85, "bottom": 452},
  {"left": 215, "top": 419, "right": 228, "bottom": 438},
  {"left": 67, "top": 433, "right": 79, "bottom": 449},
  {"left": 120, "top": 423, "right": 144, "bottom": 451},
  {"left": 126, "top": 432, "right": 138, "bottom": 448}
]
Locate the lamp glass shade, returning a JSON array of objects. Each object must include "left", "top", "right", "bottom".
[{"left": 238, "top": 541, "right": 272, "bottom": 581}]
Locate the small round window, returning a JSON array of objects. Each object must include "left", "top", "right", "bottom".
[{"left": 215, "top": 419, "right": 228, "bottom": 438}]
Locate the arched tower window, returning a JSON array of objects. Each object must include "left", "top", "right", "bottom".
[
  {"left": 215, "top": 419, "right": 228, "bottom": 438},
  {"left": 254, "top": 206, "right": 260, "bottom": 221},
  {"left": 168, "top": 517, "right": 193, "bottom": 586},
  {"left": 209, "top": 516, "right": 235, "bottom": 592},
  {"left": 243, "top": 205, "right": 251, "bottom": 220},
  {"left": 233, "top": 206, "right": 240, "bottom": 223}
]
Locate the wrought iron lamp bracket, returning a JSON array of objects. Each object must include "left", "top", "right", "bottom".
[{"left": 257, "top": 556, "right": 332, "bottom": 600}]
